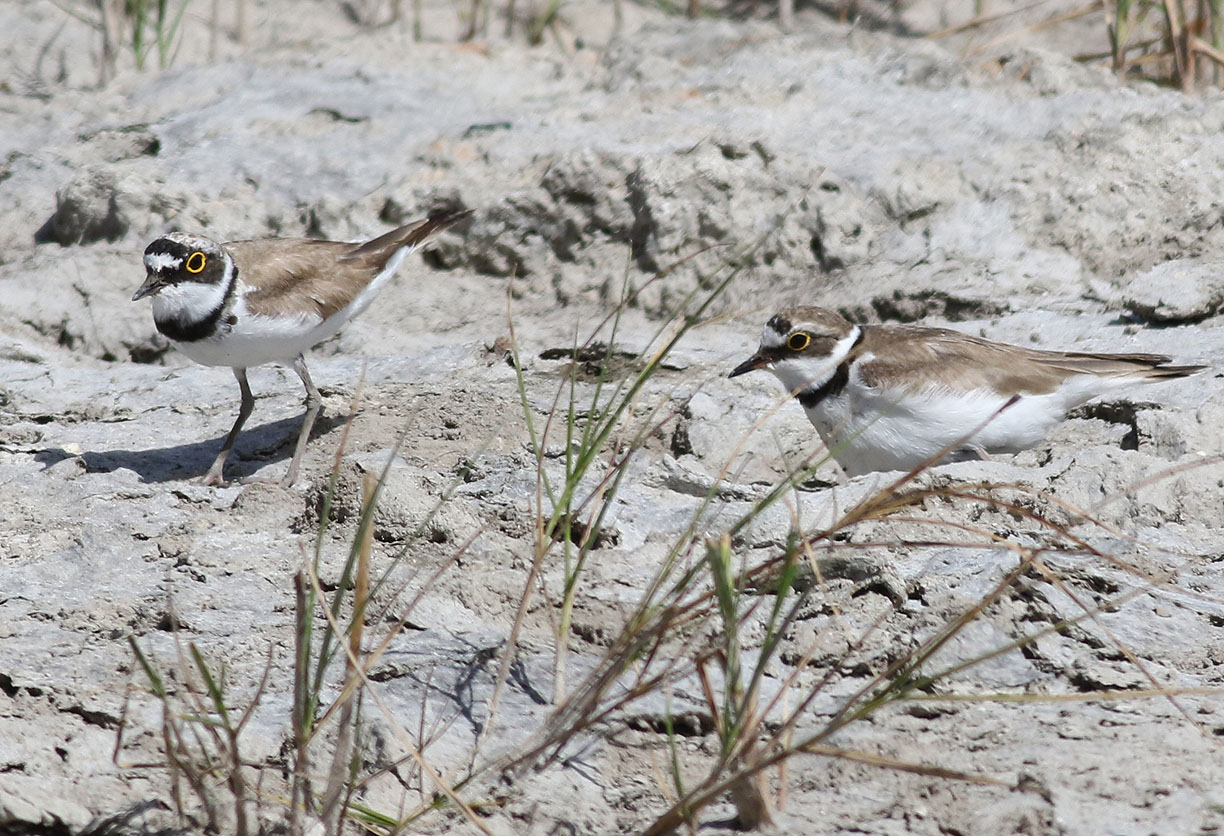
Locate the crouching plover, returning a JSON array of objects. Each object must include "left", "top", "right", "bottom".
[
  {"left": 730, "top": 306, "right": 1206, "bottom": 475},
  {"left": 132, "top": 210, "right": 469, "bottom": 486}
]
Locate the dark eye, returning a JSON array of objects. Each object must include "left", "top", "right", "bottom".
[
  {"left": 186, "top": 252, "right": 207, "bottom": 274},
  {"left": 787, "top": 332, "right": 811, "bottom": 351}
]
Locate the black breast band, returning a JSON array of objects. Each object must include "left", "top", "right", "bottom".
[
  {"left": 155, "top": 263, "right": 238, "bottom": 344},
  {"left": 796, "top": 328, "right": 864, "bottom": 409}
]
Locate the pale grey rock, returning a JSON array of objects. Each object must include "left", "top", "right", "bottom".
[
  {"left": 0, "top": 776, "right": 93, "bottom": 831},
  {"left": 927, "top": 620, "right": 1044, "bottom": 689},
  {"left": 348, "top": 453, "right": 483, "bottom": 544},
  {"left": 1121, "top": 259, "right": 1224, "bottom": 323},
  {"left": 77, "top": 123, "right": 161, "bottom": 164},
  {"left": 40, "top": 168, "right": 130, "bottom": 245}
]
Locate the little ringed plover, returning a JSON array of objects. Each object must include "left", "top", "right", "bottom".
[
  {"left": 132, "top": 209, "right": 470, "bottom": 486},
  {"left": 730, "top": 306, "right": 1206, "bottom": 475}
]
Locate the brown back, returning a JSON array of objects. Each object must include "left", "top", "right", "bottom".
[
  {"left": 856, "top": 325, "right": 1204, "bottom": 394},
  {"left": 228, "top": 211, "right": 470, "bottom": 321}
]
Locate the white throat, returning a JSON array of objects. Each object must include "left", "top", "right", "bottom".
[
  {"left": 767, "top": 325, "right": 861, "bottom": 396},
  {"left": 150, "top": 254, "right": 235, "bottom": 333}
]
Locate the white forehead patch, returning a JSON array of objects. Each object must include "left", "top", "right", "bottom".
[
  {"left": 761, "top": 322, "right": 787, "bottom": 348},
  {"left": 145, "top": 252, "right": 183, "bottom": 273}
]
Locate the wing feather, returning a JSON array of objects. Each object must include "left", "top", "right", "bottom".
[
  {"left": 225, "top": 211, "right": 469, "bottom": 322},
  {"left": 854, "top": 325, "right": 1202, "bottom": 394}
]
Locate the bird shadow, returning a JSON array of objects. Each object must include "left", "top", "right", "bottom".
[{"left": 34, "top": 412, "right": 346, "bottom": 484}]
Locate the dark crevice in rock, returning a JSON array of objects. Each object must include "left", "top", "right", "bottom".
[
  {"left": 870, "top": 290, "right": 1007, "bottom": 323},
  {"left": 64, "top": 703, "right": 120, "bottom": 730},
  {"left": 623, "top": 710, "right": 713, "bottom": 737},
  {"left": 625, "top": 167, "right": 659, "bottom": 274},
  {"left": 1069, "top": 400, "right": 1158, "bottom": 452}
]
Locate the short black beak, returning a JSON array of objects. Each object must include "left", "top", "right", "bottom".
[
  {"left": 132, "top": 273, "right": 162, "bottom": 302},
  {"left": 729, "top": 352, "right": 769, "bottom": 379}
]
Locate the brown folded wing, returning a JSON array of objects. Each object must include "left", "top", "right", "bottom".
[
  {"left": 856, "top": 325, "right": 1204, "bottom": 395},
  {"left": 228, "top": 211, "right": 470, "bottom": 322}
]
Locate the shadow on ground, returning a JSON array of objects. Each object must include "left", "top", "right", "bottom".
[{"left": 34, "top": 413, "right": 346, "bottom": 483}]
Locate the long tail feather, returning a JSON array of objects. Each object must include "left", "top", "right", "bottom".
[{"left": 344, "top": 209, "right": 472, "bottom": 265}]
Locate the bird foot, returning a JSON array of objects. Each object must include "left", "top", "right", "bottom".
[
  {"left": 237, "top": 474, "right": 290, "bottom": 487},
  {"left": 237, "top": 467, "right": 303, "bottom": 488}
]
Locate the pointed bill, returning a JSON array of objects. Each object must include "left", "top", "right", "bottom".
[
  {"left": 132, "top": 273, "right": 164, "bottom": 302},
  {"left": 729, "top": 351, "right": 771, "bottom": 379}
]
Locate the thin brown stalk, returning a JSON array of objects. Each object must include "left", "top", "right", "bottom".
[
  {"left": 925, "top": 0, "right": 1053, "bottom": 38},
  {"left": 302, "top": 566, "right": 492, "bottom": 835},
  {"left": 97, "top": 0, "right": 123, "bottom": 85},
  {"left": 915, "top": 579, "right": 1154, "bottom": 685},
  {"left": 640, "top": 741, "right": 1008, "bottom": 836},
  {"left": 778, "top": 0, "right": 794, "bottom": 29},
  {"left": 1163, "top": 0, "right": 1195, "bottom": 87},
  {"left": 319, "top": 472, "right": 376, "bottom": 834},
  {"left": 1031, "top": 556, "right": 1224, "bottom": 748},
  {"left": 236, "top": 0, "right": 249, "bottom": 44},
  {"left": 1092, "top": 454, "right": 1224, "bottom": 515},
  {"left": 796, "top": 742, "right": 1012, "bottom": 785},
  {"left": 1192, "top": 33, "right": 1224, "bottom": 66},
  {"left": 209, "top": 0, "right": 220, "bottom": 61},
  {"left": 291, "top": 570, "right": 313, "bottom": 832},
  {"left": 911, "top": 685, "right": 1224, "bottom": 703},
  {"left": 966, "top": 2, "right": 1112, "bottom": 54}
]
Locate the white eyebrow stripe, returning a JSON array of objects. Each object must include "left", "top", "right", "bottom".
[
  {"left": 145, "top": 252, "right": 183, "bottom": 273},
  {"left": 761, "top": 323, "right": 788, "bottom": 348}
]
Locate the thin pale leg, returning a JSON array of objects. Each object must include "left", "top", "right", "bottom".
[
  {"left": 945, "top": 444, "right": 994, "bottom": 465},
  {"left": 202, "top": 367, "right": 254, "bottom": 486},
  {"left": 283, "top": 354, "right": 321, "bottom": 486},
  {"left": 966, "top": 444, "right": 994, "bottom": 462}
]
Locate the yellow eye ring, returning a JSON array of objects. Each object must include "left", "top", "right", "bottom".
[
  {"left": 787, "top": 332, "right": 811, "bottom": 351},
  {"left": 185, "top": 252, "right": 207, "bottom": 274}
]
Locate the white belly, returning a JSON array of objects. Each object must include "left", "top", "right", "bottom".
[
  {"left": 804, "top": 376, "right": 1119, "bottom": 475},
  {"left": 173, "top": 308, "right": 343, "bottom": 368}
]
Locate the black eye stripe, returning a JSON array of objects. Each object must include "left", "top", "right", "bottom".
[{"left": 143, "top": 237, "right": 223, "bottom": 285}]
